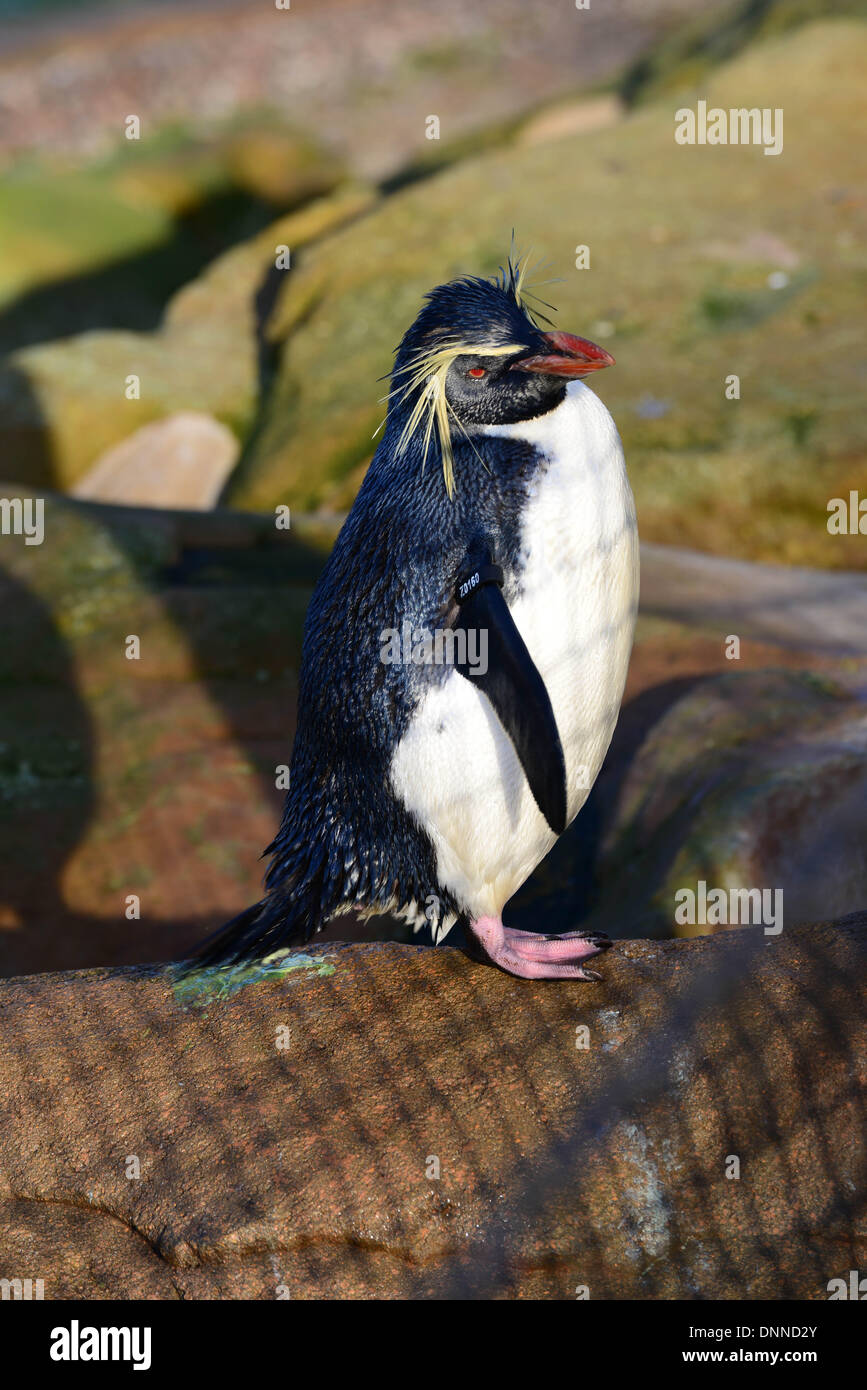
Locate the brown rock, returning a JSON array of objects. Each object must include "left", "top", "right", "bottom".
[
  {"left": 0, "top": 918, "right": 864, "bottom": 1298},
  {"left": 640, "top": 543, "right": 867, "bottom": 658},
  {"left": 593, "top": 670, "right": 867, "bottom": 939}
]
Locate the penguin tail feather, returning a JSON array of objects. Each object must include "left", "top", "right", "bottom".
[{"left": 177, "top": 887, "right": 314, "bottom": 975}]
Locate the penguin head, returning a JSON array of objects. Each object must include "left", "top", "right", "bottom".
[{"left": 388, "top": 261, "right": 614, "bottom": 495}]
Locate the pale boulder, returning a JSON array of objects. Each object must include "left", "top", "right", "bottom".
[{"left": 71, "top": 412, "right": 239, "bottom": 510}]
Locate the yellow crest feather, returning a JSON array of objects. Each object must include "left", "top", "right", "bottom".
[
  {"left": 377, "top": 245, "right": 558, "bottom": 498},
  {"left": 392, "top": 338, "right": 524, "bottom": 499}
]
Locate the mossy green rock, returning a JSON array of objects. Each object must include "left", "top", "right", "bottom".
[
  {"left": 228, "top": 21, "right": 867, "bottom": 568},
  {"left": 0, "top": 184, "right": 375, "bottom": 492},
  {"left": 620, "top": 0, "right": 867, "bottom": 106},
  {"left": 0, "top": 120, "right": 345, "bottom": 309},
  {"left": 0, "top": 164, "right": 172, "bottom": 311}
]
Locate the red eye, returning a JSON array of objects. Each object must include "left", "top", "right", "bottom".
[{"left": 468, "top": 367, "right": 486, "bottom": 378}]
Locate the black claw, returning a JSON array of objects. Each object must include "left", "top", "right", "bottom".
[
  {"left": 542, "top": 931, "right": 611, "bottom": 946},
  {"left": 580, "top": 967, "right": 603, "bottom": 982}
]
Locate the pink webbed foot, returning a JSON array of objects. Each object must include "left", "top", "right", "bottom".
[{"left": 469, "top": 916, "right": 611, "bottom": 981}]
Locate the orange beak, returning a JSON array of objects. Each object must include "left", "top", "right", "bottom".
[{"left": 511, "top": 330, "right": 615, "bottom": 377}]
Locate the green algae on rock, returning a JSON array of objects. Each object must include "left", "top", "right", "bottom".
[{"left": 171, "top": 949, "right": 336, "bottom": 1011}]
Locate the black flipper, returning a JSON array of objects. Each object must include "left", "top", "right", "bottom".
[{"left": 452, "top": 560, "right": 568, "bottom": 835}]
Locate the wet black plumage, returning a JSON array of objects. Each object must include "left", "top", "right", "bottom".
[{"left": 185, "top": 268, "right": 572, "bottom": 969}]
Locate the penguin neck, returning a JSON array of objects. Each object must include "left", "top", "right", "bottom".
[
  {"left": 382, "top": 384, "right": 573, "bottom": 508},
  {"left": 482, "top": 379, "right": 616, "bottom": 461}
]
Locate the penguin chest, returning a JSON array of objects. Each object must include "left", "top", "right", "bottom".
[{"left": 389, "top": 382, "right": 639, "bottom": 923}]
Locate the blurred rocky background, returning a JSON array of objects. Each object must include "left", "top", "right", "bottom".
[{"left": 0, "top": 0, "right": 865, "bottom": 976}]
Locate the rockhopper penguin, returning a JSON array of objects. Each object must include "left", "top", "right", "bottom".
[{"left": 189, "top": 258, "right": 639, "bottom": 980}]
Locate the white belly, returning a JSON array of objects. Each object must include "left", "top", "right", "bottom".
[{"left": 389, "top": 381, "right": 639, "bottom": 929}]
